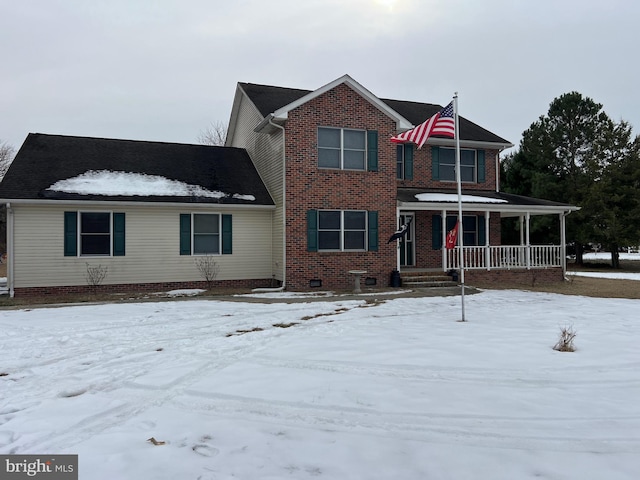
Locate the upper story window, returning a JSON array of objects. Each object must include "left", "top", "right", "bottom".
[
  {"left": 318, "top": 127, "right": 366, "bottom": 170},
  {"left": 439, "top": 148, "right": 477, "bottom": 182},
  {"left": 432, "top": 147, "right": 486, "bottom": 183}
]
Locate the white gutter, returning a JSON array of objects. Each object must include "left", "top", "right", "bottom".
[
  {"left": 427, "top": 137, "right": 514, "bottom": 150},
  {"left": 6, "top": 203, "right": 14, "bottom": 298},
  {"left": 252, "top": 117, "right": 287, "bottom": 293},
  {"left": 0, "top": 198, "right": 275, "bottom": 210},
  {"left": 397, "top": 201, "right": 580, "bottom": 216}
]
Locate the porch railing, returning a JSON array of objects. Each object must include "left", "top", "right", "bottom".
[{"left": 445, "top": 245, "right": 563, "bottom": 270}]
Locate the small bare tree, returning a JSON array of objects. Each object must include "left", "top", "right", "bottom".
[
  {"left": 197, "top": 121, "right": 227, "bottom": 146},
  {"left": 0, "top": 140, "right": 15, "bottom": 179},
  {"left": 194, "top": 255, "right": 220, "bottom": 289},
  {"left": 85, "top": 263, "right": 108, "bottom": 294}
]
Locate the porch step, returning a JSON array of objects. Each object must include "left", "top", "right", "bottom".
[{"left": 400, "top": 273, "right": 458, "bottom": 288}]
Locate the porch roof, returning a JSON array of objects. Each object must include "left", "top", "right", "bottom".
[{"left": 397, "top": 188, "right": 580, "bottom": 216}]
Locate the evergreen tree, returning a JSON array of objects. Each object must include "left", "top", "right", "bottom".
[
  {"left": 583, "top": 129, "right": 640, "bottom": 267},
  {"left": 502, "top": 92, "right": 620, "bottom": 264}
]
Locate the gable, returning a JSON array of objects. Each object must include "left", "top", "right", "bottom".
[{"left": 0, "top": 133, "right": 275, "bottom": 206}]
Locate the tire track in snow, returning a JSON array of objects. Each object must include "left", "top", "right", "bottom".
[
  {"left": 171, "top": 389, "right": 640, "bottom": 454},
  {"left": 249, "top": 355, "right": 640, "bottom": 388},
  {"left": 7, "top": 308, "right": 354, "bottom": 454}
]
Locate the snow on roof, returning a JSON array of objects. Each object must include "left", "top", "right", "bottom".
[
  {"left": 46, "top": 170, "right": 256, "bottom": 201},
  {"left": 415, "top": 193, "right": 507, "bottom": 203}
]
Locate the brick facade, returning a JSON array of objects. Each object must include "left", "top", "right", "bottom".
[
  {"left": 281, "top": 83, "right": 508, "bottom": 290},
  {"left": 465, "top": 267, "right": 564, "bottom": 285},
  {"left": 14, "top": 278, "right": 273, "bottom": 298},
  {"left": 284, "top": 84, "right": 398, "bottom": 290}
]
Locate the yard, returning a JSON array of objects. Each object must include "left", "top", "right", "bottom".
[{"left": 1, "top": 274, "right": 639, "bottom": 479}]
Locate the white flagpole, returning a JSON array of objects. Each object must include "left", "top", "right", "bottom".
[{"left": 453, "top": 93, "right": 466, "bottom": 322}]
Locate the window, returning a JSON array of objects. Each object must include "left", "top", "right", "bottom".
[
  {"left": 396, "top": 144, "right": 414, "bottom": 180},
  {"left": 438, "top": 148, "right": 477, "bottom": 182},
  {"left": 432, "top": 147, "right": 485, "bottom": 183},
  {"left": 431, "top": 214, "right": 485, "bottom": 249},
  {"left": 318, "top": 127, "right": 366, "bottom": 170},
  {"left": 308, "top": 210, "right": 378, "bottom": 252},
  {"left": 179, "top": 213, "right": 232, "bottom": 255},
  {"left": 81, "top": 212, "right": 111, "bottom": 255},
  {"left": 193, "top": 214, "right": 220, "bottom": 254},
  {"left": 461, "top": 215, "right": 478, "bottom": 246},
  {"left": 318, "top": 210, "right": 366, "bottom": 250},
  {"left": 64, "top": 211, "right": 126, "bottom": 257}
]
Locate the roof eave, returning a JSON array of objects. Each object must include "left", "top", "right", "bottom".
[
  {"left": 1, "top": 198, "right": 276, "bottom": 210},
  {"left": 398, "top": 200, "right": 580, "bottom": 216},
  {"left": 426, "top": 138, "right": 514, "bottom": 150}
]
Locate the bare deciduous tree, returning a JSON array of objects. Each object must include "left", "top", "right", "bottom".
[
  {"left": 197, "top": 121, "right": 227, "bottom": 146},
  {"left": 0, "top": 140, "right": 15, "bottom": 179}
]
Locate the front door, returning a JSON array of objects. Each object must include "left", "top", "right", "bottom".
[{"left": 399, "top": 213, "right": 415, "bottom": 267}]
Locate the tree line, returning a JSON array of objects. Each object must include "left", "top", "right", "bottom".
[{"left": 501, "top": 92, "right": 640, "bottom": 268}]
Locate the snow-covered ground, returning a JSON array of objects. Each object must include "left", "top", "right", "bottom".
[
  {"left": 1, "top": 290, "right": 639, "bottom": 479},
  {"left": 568, "top": 252, "right": 640, "bottom": 281}
]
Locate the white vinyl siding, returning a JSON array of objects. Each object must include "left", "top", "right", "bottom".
[
  {"left": 10, "top": 204, "right": 273, "bottom": 288},
  {"left": 228, "top": 92, "right": 284, "bottom": 281}
]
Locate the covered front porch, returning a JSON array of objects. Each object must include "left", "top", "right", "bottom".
[{"left": 395, "top": 188, "right": 580, "bottom": 278}]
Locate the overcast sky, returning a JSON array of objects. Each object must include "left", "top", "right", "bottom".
[{"left": 1, "top": 0, "right": 638, "bottom": 156}]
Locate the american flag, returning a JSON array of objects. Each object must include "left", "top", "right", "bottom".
[{"left": 391, "top": 101, "right": 455, "bottom": 149}]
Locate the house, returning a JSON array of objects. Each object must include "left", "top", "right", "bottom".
[{"left": 0, "top": 74, "right": 578, "bottom": 297}]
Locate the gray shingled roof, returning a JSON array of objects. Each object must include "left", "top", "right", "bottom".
[
  {"left": 239, "top": 82, "right": 510, "bottom": 145},
  {"left": 0, "top": 133, "right": 274, "bottom": 205}
]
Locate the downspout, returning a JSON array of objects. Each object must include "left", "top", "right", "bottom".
[
  {"left": 396, "top": 206, "right": 400, "bottom": 272},
  {"left": 6, "top": 203, "right": 14, "bottom": 298},
  {"left": 252, "top": 117, "right": 286, "bottom": 292},
  {"left": 561, "top": 210, "right": 571, "bottom": 280}
]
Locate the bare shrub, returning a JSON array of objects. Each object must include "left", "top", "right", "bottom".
[
  {"left": 194, "top": 255, "right": 220, "bottom": 289},
  {"left": 85, "top": 263, "right": 108, "bottom": 294},
  {"left": 553, "top": 325, "right": 577, "bottom": 352}
]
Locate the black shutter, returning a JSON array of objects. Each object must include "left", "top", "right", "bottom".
[
  {"left": 64, "top": 211, "right": 78, "bottom": 257},
  {"left": 432, "top": 214, "right": 442, "bottom": 250},
  {"left": 431, "top": 146, "right": 440, "bottom": 180},
  {"left": 405, "top": 144, "right": 414, "bottom": 180},
  {"left": 222, "top": 214, "right": 232, "bottom": 254},
  {"left": 179, "top": 214, "right": 191, "bottom": 255},
  {"left": 307, "top": 210, "right": 318, "bottom": 252},
  {"left": 367, "top": 130, "right": 378, "bottom": 172},
  {"left": 368, "top": 211, "right": 378, "bottom": 251},
  {"left": 113, "top": 213, "right": 125, "bottom": 256}
]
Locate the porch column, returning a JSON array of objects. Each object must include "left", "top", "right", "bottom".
[
  {"left": 526, "top": 212, "right": 531, "bottom": 269},
  {"left": 519, "top": 215, "right": 525, "bottom": 245},
  {"left": 441, "top": 209, "right": 447, "bottom": 271},
  {"left": 396, "top": 207, "right": 401, "bottom": 271},
  {"left": 485, "top": 212, "right": 490, "bottom": 270},
  {"left": 560, "top": 211, "right": 567, "bottom": 277}
]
